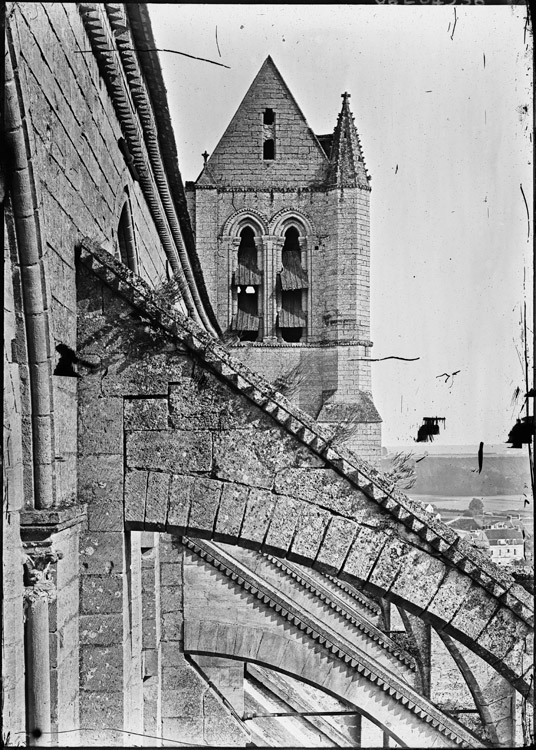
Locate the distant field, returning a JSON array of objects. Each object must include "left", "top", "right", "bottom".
[
  {"left": 381, "top": 449, "right": 532, "bottom": 497},
  {"left": 409, "top": 494, "right": 533, "bottom": 526}
]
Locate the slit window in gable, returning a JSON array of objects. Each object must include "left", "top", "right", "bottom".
[
  {"left": 263, "top": 139, "right": 275, "bottom": 161},
  {"left": 263, "top": 108, "right": 275, "bottom": 125}
]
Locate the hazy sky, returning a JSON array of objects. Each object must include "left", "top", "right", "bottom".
[{"left": 149, "top": 4, "right": 533, "bottom": 448}]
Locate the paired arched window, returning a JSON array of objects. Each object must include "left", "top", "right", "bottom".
[{"left": 229, "top": 218, "right": 309, "bottom": 343}]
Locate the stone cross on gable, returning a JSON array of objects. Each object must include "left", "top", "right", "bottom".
[{"left": 202, "top": 151, "right": 209, "bottom": 165}]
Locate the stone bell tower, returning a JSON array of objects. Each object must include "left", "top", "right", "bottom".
[{"left": 186, "top": 56, "right": 382, "bottom": 464}]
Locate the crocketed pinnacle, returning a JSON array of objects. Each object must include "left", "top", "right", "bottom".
[{"left": 328, "top": 92, "right": 370, "bottom": 189}]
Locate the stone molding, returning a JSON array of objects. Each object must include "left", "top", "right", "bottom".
[
  {"left": 263, "top": 554, "right": 415, "bottom": 670},
  {"left": 183, "top": 537, "right": 480, "bottom": 748},
  {"left": 77, "top": 3, "right": 217, "bottom": 335}
]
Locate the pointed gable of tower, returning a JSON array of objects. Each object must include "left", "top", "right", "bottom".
[
  {"left": 197, "top": 56, "right": 329, "bottom": 188},
  {"left": 328, "top": 92, "right": 370, "bottom": 189}
]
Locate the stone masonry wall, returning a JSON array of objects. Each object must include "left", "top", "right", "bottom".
[
  {"left": 77, "top": 247, "right": 533, "bottom": 704},
  {"left": 9, "top": 1, "right": 168, "bottom": 508}
]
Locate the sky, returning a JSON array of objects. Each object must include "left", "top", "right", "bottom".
[{"left": 148, "top": 3, "right": 533, "bottom": 448}]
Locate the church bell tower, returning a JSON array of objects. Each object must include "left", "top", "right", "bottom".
[{"left": 186, "top": 56, "right": 382, "bottom": 464}]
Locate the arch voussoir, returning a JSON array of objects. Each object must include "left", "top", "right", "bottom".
[{"left": 312, "top": 516, "right": 360, "bottom": 576}]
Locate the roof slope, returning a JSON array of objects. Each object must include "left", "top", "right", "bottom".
[{"left": 197, "top": 56, "right": 329, "bottom": 188}]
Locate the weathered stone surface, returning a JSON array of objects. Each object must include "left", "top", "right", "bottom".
[
  {"left": 262, "top": 495, "right": 302, "bottom": 556},
  {"left": 240, "top": 488, "right": 276, "bottom": 548},
  {"left": 145, "top": 471, "right": 170, "bottom": 526},
  {"left": 342, "top": 526, "right": 389, "bottom": 584},
  {"left": 78, "top": 396, "right": 123, "bottom": 455},
  {"left": 79, "top": 645, "right": 124, "bottom": 690},
  {"left": 426, "top": 568, "right": 474, "bottom": 626},
  {"left": 124, "top": 397, "right": 169, "bottom": 430},
  {"left": 80, "top": 574, "right": 123, "bottom": 614},
  {"left": 368, "top": 538, "right": 413, "bottom": 594},
  {"left": 274, "top": 466, "right": 367, "bottom": 518},
  {"left": 161, "top": 666, "right": 205, "bottom": 714},
  {"left": 80, "top": 614, "right": 123, "bottom": 645},
  {"left": 79, "top": 454, "right": 123, "bottom": 531},
  {"left": 314, "top": 517, "right": 359, "bottom": 575},
  {"left": 169, "top": 373, "right": 235, "bottom": 431},
  {"left": 160, "top": 563, "right": 182, "bottom": 587},
  {"left": 388, "top": 551, "right": 446, "bottom": 613},
  {"left": 142, "top": 618, "right": 157, "bottom": 648},
  {"left": 478, "top": 607, "right": 529, "bottom": 663},
  {"left": 124, "top": 469, "right": 148, "bottom": 525},
  {"left": 160, "top": 585, "right": 183, "bottom": 613},
  {"left": 450, "top": 584, "right": 500, "bottom": 641},
  {"left": 79, "top": 531, "right": 125, "bottom": 575},
  {"left": 159, "top": 533, "right": 184, "bottom": 562},
  {"left": 167, "top": 474, "right": 194, "bottom": 531},
  {"left": 162, "top": 718, "right": 204, "bottom": 743},
  {"left": 203, "top": 691, "right": 250, "bottom": 744},
  {"left": 188, "top": 476, "right": 224, "bottom": 537},
  {"left": 127, "top": 430, "right": 212, "bottom": 473},
  {"left": 101, "top": 353, "right": 188, "bottom": 397},
  {"left": 161, "top": 641, "right": 187, "bottom": 667},
  {"left": 79, "top": 691, "right": 124, "bottom": 740},
  {"left": 288, "top": 505, "right": 331, "bottom": 564},
  {"left": 213, "top": 425, "right": 294, "bottom": 489},
  {"left": 213, "top": 483, "right": 249, "bottom": 542}
]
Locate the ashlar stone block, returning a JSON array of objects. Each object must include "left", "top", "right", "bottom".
[
  {"left": 341, "top": 526, "right": 389, "bottom": 585},
  {"left": 126, "top": 430, "right": 212, "bottom": 474},
  {"left": 314, "top": 516, "right": 359, "bottom": 575},
  {"left": 288, "top": 505, "right": 331, "bottom": 565},
  {"left": 213, "top": 483, "right": 249, "bottom": 543},
  {"left": 124, "top": 397, "right": 169, "bottom": 430},
  {"left": 240, "top": 488, "right": 276, "bottom": 549}
]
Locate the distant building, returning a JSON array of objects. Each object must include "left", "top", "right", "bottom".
[
  {"left": 446, "top": 516, "right": 483, "bottom": 532},
  {"left": 484, "top": 528, "right": 525, "bottom": 566}
]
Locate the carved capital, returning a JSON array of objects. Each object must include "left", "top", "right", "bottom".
[{"left": 23, "top": 547, "right": 63, "bottom": 606}]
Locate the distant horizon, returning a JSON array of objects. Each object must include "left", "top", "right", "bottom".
[{"left": 382, "top": 443, "right": 532, "bottom": 457}]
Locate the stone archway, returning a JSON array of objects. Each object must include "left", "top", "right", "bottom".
[{"left": 181, "top": 537, "right": 485, "bottom": 748}]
